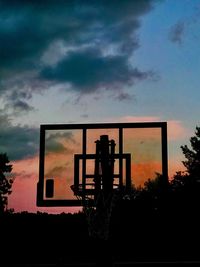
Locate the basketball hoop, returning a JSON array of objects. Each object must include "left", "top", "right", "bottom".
[
  {"left": 82, "top": 189, "right": 121, "bottom": 240},
  {"left": 71, "top": 134, "right": 131, "bottom": 240}
]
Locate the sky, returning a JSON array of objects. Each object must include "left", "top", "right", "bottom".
[{"left": 0, "top": 0, "right": 200, "bottom": 213}]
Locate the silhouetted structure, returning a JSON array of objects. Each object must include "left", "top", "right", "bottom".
[
  {"left": 72, "top": 134, "right": 131, "bottom": 205},
  {"left": 94, "top": 135, "right": 116, "bottom": 201},
  {"left": 36, "top": 122, "right": 169, "bottom": 265},
  {"left": 37, "top": 122, "right": 168, "bottom": 207}
]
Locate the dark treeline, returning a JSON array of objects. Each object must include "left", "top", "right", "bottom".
[
  {"left": 1, "top": 183, "right": 200, "bottom": 265},
  {"left": 0, "top": 127, "right": 200, "bottom": 265}
]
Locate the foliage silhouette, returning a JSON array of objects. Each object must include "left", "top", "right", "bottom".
[
  {"left": 0, "top": 153, "right": 13, "bottom": 212},
  {"left": 181, "top": 126, "right": 200, "bottom": 178},
  {"left": 169, "top": 126, "right": 200, "bottom": 219},
  {"left": 171, "top": 126, "right": 200, "bottom": 193}
]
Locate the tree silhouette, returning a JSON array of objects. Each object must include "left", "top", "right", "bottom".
[
  {"left": 170, "top": 126, "right": 200, "bottom": 215},
  {"left": 138, "top": 173, "right": 167, "bottom": 211},
  {"left": 143, "top": 173, "right": 164, "bottom": 194},
  {"left": 0, "top": 153, "right": 13, "bottom": 212},
  {"left": 171, "top": 127, "right": 200, "bottom": 190},
  {"left": 181, "top": 126, "right": 200, "bottom": 178}
]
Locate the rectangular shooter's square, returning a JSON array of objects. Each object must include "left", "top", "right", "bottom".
[{"left": 37, "top": 122, "right": 168, "bottom": 207}]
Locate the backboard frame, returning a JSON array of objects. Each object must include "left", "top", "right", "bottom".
[{"left": 37, "top": 122, "right": 168, "bottom": 207}]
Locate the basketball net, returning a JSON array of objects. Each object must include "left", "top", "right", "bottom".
[{"left": 81, "top": 189, "right": 120, "bottom": 240}]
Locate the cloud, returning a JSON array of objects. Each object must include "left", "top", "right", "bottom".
[
  {"left": 12, "top": 156, "right": 38, "bottom": 179},
  {"left": 5, "top": 100, "right": 35, "bottom": 115},
  {"left": 45, "top": 131, "right": 76, "bottom": 155},
  {"left": 167, "top": 120, "right": 189, "bottom": 141},
  {"left": 40, "top": 48, "right": 153, "bottom": 92},
  {"left": 0, "top": 0, "right": 155, "bottom": 108},
  {"left": 108, "top": 116, "right": 189, "bottom": 141},
  {"left": 169, "top": 21, "right": 185, "bottom": 45},
  {"left": 0, "top": 111, "right": 39, "bottom": 160},
  {"left": 45, "top": 165, "right": 67, "bottom": 178},
  {"left": 113, "top": 115, "right": 160, "bottom": 123},
  {"left": 168, "top": 8, "right": 200, "bottom": 46},
  {"left": 114, "top": 92, "right": 134, "bottom": 102}
]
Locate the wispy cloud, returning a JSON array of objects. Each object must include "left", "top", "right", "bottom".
[
  {"left": 167, "top": 120, "right": 189, "bottom": 141},
  {"left": 45, "top": 131, "right": 75, "bottom": 155},
  {"left": 169, "top": 21, "right": 185, "bottom": 45},
  {"left": 109, "top": 116, "right": 189, "bottom": 141},
  {"left": 168, "top": 6, "right": 200, "bottom": 45}
]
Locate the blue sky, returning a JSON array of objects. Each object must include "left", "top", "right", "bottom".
[
  {"left": 0, "top": 0, "right": 199, "bottom": 212},
  {"left": 3, "top": 0, "right": 198, "bottom": 128}
]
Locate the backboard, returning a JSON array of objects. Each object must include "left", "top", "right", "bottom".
[{"left": 37, "top": 122, "right": 168, "bottom": 207}]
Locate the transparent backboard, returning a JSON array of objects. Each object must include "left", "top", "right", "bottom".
[{"left": 37, "top": 122, "right": 168, "bottom": 206}]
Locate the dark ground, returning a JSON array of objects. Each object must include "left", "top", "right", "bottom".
[{"left": 1, "top": 198, "right": 200, "bottom": 266}]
